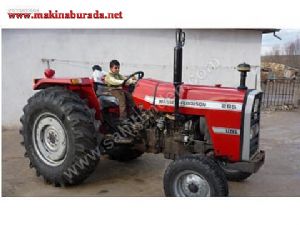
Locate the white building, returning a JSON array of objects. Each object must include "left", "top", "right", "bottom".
[{"left": 2, "top": 29, "right": 274, "bottom": 126}]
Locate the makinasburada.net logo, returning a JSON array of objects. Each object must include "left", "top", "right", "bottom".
[{"left": 7, "top": 9, "right": 123, "bottom": 19}]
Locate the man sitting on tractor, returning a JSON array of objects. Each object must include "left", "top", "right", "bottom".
[
  {"left": 104, "top": 60, "right": 136, "bottom": 117},
  {"left": 105, "top": 60, "right": 125, "bottom": 86}
]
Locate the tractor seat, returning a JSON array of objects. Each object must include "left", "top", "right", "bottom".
[
  {"left": 98, "top": 95, "right": 119, "bottom": 110},
  {"left": 94, "top": 83, "right": 108, "bottom": 96}
]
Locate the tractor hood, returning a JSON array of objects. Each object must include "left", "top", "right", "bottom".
[{"left": 132, "top": 78, "right": 247, "bottom": 115}]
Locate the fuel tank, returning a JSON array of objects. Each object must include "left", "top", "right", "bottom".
[{"left": 132, "top": 78, "right": 248, "bottom": 161}]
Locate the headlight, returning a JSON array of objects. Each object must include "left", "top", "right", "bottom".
[{"left": 250, "top": 123, "right": 259, "bottom": 139}]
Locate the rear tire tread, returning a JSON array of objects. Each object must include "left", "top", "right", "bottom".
[{"left": 20, "top": 86, "right": 101, "bottom": 186}]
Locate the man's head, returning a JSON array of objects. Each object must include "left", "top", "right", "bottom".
[
  {"left": 92, "top": 65, "right": 102, "bottom": 71},
  {"left": 110, "top": 60, "right": 120, "bottom": 74}
]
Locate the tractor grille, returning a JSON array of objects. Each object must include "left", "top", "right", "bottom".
[{"left": 249, "top": 92, "right": 262, "bottom": 157}]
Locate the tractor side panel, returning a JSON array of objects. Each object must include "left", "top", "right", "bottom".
[
  {"left": 133, "top": 79, "right": 246, "bottom": 162},
  {"left": 204, "top": 111, "right": 242, "bottom": 161}
]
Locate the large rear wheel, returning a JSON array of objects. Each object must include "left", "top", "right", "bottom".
[{"left": 20, "top": 87, "right": 101, "bottom": 186}]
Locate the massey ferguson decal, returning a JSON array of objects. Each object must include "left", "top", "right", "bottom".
[{"left": 144, "top": 96, "right": 242, "bottom": 112}]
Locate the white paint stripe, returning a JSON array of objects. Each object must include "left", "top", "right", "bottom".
[
  {"left": 212, "top": 127, "right": 240, "bottom": 135},
  {"left": 144, "top": 95, "right": 242, "bottom": 112}
]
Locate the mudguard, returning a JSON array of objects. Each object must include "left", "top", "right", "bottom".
[{"left": 33, "top": 77, "right": 102, "bottom": 120}]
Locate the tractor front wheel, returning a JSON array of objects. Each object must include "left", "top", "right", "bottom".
[{"left": 163, "top": 155, "right": 228, "bottom": 197}]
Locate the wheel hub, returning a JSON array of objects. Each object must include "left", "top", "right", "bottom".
[
  {"left": 33, "top": 112, "right": 68, "bottom": 166},
  {"left": 174, "top": 171, "right": 211, "bottom": 197},
  {"left": 47, "top": 130, "right": 57, "bottom": 145},
  {"left": 188, "top": 183, "right": 199, "bottom": 193}
]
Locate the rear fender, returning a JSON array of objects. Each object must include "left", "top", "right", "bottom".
[{"left": 33, "top": 77, "right": 103, "bottom": 121}]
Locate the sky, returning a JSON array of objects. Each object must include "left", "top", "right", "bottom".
[{"left": 261, "top": 29, "right": 300, "bottom": 55}]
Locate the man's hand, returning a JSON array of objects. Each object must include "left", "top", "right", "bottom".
[
  {"left": 126, "top": 77, "right": 137, "bottom": 85},
  {"left": 124, "top": 75, "right": 136, "bottom": 80}
]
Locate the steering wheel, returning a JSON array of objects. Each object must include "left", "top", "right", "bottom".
[{"left": 122, "top": 71, "right": 144, "bottom": 87}]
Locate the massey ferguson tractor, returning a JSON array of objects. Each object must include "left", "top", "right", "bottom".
[{"left": 20, "top": 29, "right": 265, "bottom": 196}]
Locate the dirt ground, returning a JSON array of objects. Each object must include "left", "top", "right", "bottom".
[{"left": 2, "top": 109, "right": 300, "bottom": 197}]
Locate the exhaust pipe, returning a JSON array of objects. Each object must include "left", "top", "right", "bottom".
[
  {"left": 174, "top": 29, "right": 185, "bottom": 119},
  {"left": 237, "top": 62, "right": 250, "bottom": 90}
]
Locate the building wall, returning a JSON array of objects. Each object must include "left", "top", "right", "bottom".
[{"left": 2, "top": 29, "right": 262, "bottom": 126}]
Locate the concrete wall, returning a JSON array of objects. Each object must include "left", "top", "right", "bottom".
[{"left": 2, "top": 29, "right": 262, "bottom": 126}]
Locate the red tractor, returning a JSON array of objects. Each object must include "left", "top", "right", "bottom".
[{"left": 20, "top": 29, "right": 265, "bottom": 196}]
